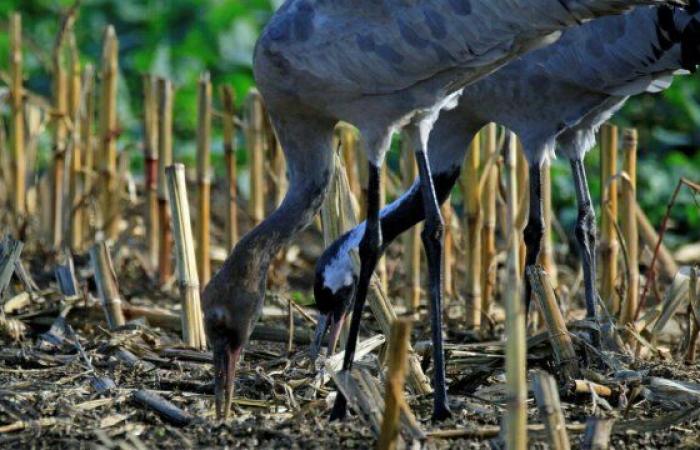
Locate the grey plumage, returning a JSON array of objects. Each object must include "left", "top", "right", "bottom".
[
  {"left": 458, "top": 5, "right": 700, "bottom": 162},
  {"left": 256, "top": 0, "right": 679, "bottom": 163},
  {"left": 204, "top": 0, "right": 686, "bottom": 420},
  {"left": 316, "top": 4, "right": 700, "bottom": 332}
]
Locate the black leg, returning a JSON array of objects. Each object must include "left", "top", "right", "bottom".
[
  {"left": 414, "top": 148, "right": 452, "bottom": 421},
  {"left": 523, "top": 164, "right": 544, "bottom": 316},
  {"left": 330, "top": 162, "right": 382, "bottom": 421},
  {"left": 570, "top": 159, "right": 598, "bottom": 320}
]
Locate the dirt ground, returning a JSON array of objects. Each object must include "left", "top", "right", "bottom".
[{"left": 1, "top": 186, "right": 700, "bottom": 449}]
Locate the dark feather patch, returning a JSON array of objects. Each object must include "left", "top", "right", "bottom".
[
  {"left": 681, "top": 18, "right": 700, "bottom": 71},
  {"left": 687, "top": 0, "right": 700, "bottom": 15},
  {"left": 398, "top": 18, "right": 430, "bottom": 49},
  {"left": 448, "top": 0, "right": 471, "bottom": 16},
  {"left": 657, "top": 6, "right": 682, "bottom": 50}
]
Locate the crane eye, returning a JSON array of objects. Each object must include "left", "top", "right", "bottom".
[{"left": 205, "top": 306, "right": 232, "bottom": 330}]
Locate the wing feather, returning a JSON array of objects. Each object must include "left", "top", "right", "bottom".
[{"left": 261, "top": 0, "right": 660, "bottom": 95}]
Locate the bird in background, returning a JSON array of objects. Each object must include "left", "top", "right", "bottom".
[
  {"left": 201, "top": 0, "right": 687, "bottom": 422},
  {"left": 312, "top": 2, "right": 700, "bottom": 381}
]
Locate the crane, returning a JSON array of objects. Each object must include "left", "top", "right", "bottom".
[
  {"left": 202, "top": 0, "right": 685, "bottom": 421},
  {"left": 312, "top": 1, "right": 699, "bottom": 416}
]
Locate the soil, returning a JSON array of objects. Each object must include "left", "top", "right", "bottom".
[{"left": 1, "top": 184, "right": 700, "bottom": 450}]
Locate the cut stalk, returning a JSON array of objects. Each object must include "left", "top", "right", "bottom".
[
  {"left": 52, "top": 28, "right": 69, "bottom": 248},
  {"left": 461, "top": 131, "right": 482, "bottom": 328},
  {"left": 81, "top": 65, "right": 96, "bottom": 245},
  {"left": 90, "top": 241, "right": 125, "bottom": 329},
  {"left": 516, "top": 141, "right": 529, "bottom": 277},
  {"left": 196, "top": 73, "right": 212, "bottom": 285},
  {"left": 582, "top": 418, "right": 613, "bottom": 450},
  {"left": 377, "top": 318, "right": 412, "bottom": 450},
  {"left": 442, "top": 200, "right": 454, "bottom": 300},
  {"left": 68, "top": 34, "right": 83, "bottom": 250},
  {"left": 341, "top": 125, "right": 362, "bottom": 209},
  {"left": 480, "top": 123, "right": 498, "bottom": 316},
  {"left": 321, "top": 152, "right": 359, "bottom": 252},
  {"left": 533, "top": 371, "right": 571, "bottom": 450},
  {"left": 98, "top": 26, "right": 120, "bottom": 240},
  {"left": 378, "top": 163, "right": 388, "bottom": 292},
  {"left": 143, "top": 75, "right": 159, "bottom": 273},
  {"left": 272, "top": 135, "right": 287, "bottom": 207},
  {"left": 357, "top": 143, "right": 369, "bottom": 220},
  {"left": 600, "top": 124, "right": 619, "bottom": 315},
  {"left": 9, "top": 13, "right": 25, "bottom": 216},
  {"left": 504, "top": 131, "right": 527, "bottom": 450},
  {"left": 620, "top": 129, "right": 639, "bottom": 329},
  {"left": 246, "top": 90, "right": 266, "bottom": 224},
  {"left": 320, "top": 152, "right": 431, "bottom": 395},
  {"left": 401, "top": 133, "right": 421, "bottom": 311},
  {"left": 166, "top": 164, "right": 206, "bottom": 349},
  {"left": 527, "top": 266, "right": 580, "bottom": 380},
  {"left": 157, "top": 79, "right": 174, "bottom": 285},
  {"left": 539, "top": 159, "right": 558, "bottom": 285},
  {"left": 132, "top": 390, "right": 193, "bottom": 427},
  {"left": 220, "top": 86, "right": 239, "bottom": 250},
  {"left": 636, "top": 205, "right": 678, "bottom": 280},
  {"left": 686, "top": 267, "right": 699, "bottom": 364},
  {"left": 0, "top": 117, "right": 8, "bottom": 200}
]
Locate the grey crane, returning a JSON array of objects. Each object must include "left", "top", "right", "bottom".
[
  {"left": 202, "top": 0, "right": 685, "bottom": 421},
  {"left": 313, "top": 4, "right": 700, "bottom": 370}
]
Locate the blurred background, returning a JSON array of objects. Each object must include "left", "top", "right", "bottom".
[{"left": 1, "top": 0, "right": 699, "bottom": 247}]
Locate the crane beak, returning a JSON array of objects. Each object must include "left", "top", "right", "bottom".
[
  {"left": 327, "top": 312, "right": 346, "bottom": 355},
  {"left": 212, "top": 339, "right": 241, "bottom": 420},
  {"left": 310, "top": 312, "right": 347, "bottom": 360},
  {"left": 310, "top": 313, "right": 330, "bottom": 360}
]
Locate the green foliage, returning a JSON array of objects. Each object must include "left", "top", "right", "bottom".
[{"left": 1, "top": 0, "right": 275, "bottom": 167}]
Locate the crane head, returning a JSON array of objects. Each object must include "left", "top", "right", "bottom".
[
  {"left": 310, "top": 244, "right": 358, "bottom": 360},
  {"left": 202, "top": 265, "right": 263, "bottom": 421}
]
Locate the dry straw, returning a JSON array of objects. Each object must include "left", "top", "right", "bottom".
[
  {"left": 442, "top": 201, "right": 454, "bottom": 299},
  {"left": 220, "top": 85, "right": 239, "bottom": 250},
  {"left": 246, "top": 90, "right": 266, "bottom": 225},
  {"left": 540, "top": 159, "right": 558, "bottom": 284},
  {"left": 600, "top": 124, "right": 619, "bottom": 314},
  {"left": 90, "top": 241, "right": 125, "bottom": 329},
  {"left": 504, "top": 131, "right": 527, "bottom": 450},
  {"left": 400, "top": 132, "right": 421, "bottom": 311},
  {"left": 80, "top": 65, "right": 96, "bottom": 245},
  {"left": 196, "top": 72, "right": 213, "bottom": 285},
  {"left": 377, "top": 318, "right": 412, "bottom": 450},
  {"left": 68, "top": 33, "right": 83, "bottom": 250},
  {"left": 636, "top": 205, "right": 678, "bottom": 280},
  {"left": 620, "top": 129, "right": 639, "bottom": 329},
  {"left": 527, "top": 266, "right": 580, "bottom": 380},
  {"left": 462, "top": 131, "right": 482, "bottom": 328},
  {"left": 52, "top": 26, "right": 69, "bottom": 248},
  {"left": 533, "top": 371, "right": 570, "bottom": 450},
  {"left": 341, "top": 126, "right": 362, "bottom": 209},
  {"left": 98, "top": 26, "right": 119, "bottom": 240},
  {"left": 143, "top": 75, "right": 160, "bottom": 273},
  {"left": 157, "top": 78, "right": 174, "bottom": 284},
  {"left": 480, "top": 123, "right": 498, "bottom": 316},
  {"left": 9, "top": 13, "right": 25, "bottom": 216},
  {"left": 166, "top": 164, "right": 206, "bottom": 349}
]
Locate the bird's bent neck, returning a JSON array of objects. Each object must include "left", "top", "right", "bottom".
[{"left": 214, "top": 114, "right": 335, "bottom": 295}]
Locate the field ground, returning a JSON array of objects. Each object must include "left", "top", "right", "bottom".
[{"left": 0, "top": 182, "right": 699, "bottom": 450}]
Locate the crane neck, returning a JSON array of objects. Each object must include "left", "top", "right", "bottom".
[{"left": 215, "top": 114, "right": 335, "bottom": 293}]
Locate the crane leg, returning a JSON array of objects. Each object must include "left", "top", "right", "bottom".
[
  {"left": 414, "top": 146, "right": 452, "bottom": 421},
  {"left": 523, "top": 164, "right": 544, "bottom": 316},
  {"left": 330, "top": 161, "right": 383, "bottom": 421},
  {"left": 571, "top": 158, "right": 598, "bottom": 320}
]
